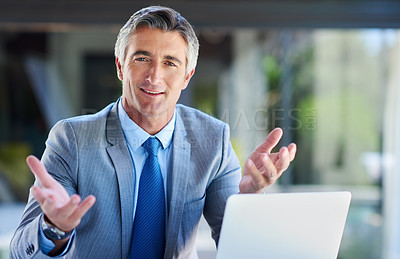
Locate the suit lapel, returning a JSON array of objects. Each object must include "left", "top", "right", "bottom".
[
  {"left": 164, "top": 109, "right": 191, "bottom": 258},
  {"left": 105, "top": 103, "right": 134, "bottom": 259},
  {"left": 105, "top": 103, "right": 192, "bottom": 258}
]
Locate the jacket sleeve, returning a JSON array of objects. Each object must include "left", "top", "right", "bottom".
[
  {"left": 203, "top": 123, "right": 242, "bottom": 245},
  {"left": 9, "top": 120, "right": 78, "bottom": 258}
]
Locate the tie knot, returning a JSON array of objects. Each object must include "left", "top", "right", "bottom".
[{"left": 143, "top": 137, "right": 160, "bottom": 157}]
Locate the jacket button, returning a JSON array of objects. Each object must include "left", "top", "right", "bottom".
[{"left": 26, "top": 244, "right": 35, "bottom": 255}]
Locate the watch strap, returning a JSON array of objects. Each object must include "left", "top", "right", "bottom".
[{"left": 41, "top": 215, "right": 73, "bottom": 240}]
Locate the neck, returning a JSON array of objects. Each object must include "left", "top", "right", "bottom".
[{"left": 122, "top": 102, "right": 174, "bottom": 135}]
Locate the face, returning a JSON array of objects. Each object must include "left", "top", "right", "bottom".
[{"left": 116, "top": 27, "right": 194, "bottom": 129}]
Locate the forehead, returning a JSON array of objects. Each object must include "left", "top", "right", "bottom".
[{"left": 127, "top": 27, "right": 187, "bottom": 56}]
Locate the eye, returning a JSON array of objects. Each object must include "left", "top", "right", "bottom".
[
  {"left": 165, "top": 61, "right": 176, "bottom": 67},
  {"left": 135, "top": 57, "right": 148, "bottom": 62}
]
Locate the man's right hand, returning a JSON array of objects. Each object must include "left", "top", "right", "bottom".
[{"left": 27, "top": 155, "right": 96, "bottom": 234}]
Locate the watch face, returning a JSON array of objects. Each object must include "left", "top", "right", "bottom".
[
  {"left": 42, "top": 218, "right": 72, "bottom": 240},
  {"left": 43, "top": 227, "right": 65, "bottom": 240}
]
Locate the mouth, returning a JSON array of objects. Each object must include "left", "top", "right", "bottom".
[{"left": 141, "top": 88, "right": 165, "bottom": 95}]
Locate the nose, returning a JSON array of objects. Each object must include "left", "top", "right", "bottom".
[{"left": 146, "top": 62, "right": 162, "bottom": 85}]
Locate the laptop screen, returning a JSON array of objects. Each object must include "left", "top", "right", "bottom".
[{"left": 216, "top": 191, "right": 351, "bottom": 259}]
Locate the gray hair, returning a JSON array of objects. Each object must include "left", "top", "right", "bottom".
[{"left": 115, "top": 6, "right": 199, "bottom": 76}]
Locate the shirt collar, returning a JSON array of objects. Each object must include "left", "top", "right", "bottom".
[{"left": 118, "top": 99, "right": 175, "bottom": 151}]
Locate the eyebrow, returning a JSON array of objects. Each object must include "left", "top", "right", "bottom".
[
  {"left": 131, "top": 51, "right": 183, "bottom": 66},
  {"left": 132, "top": 50, "right": 151, "bottom": 57},
  {"left": 165, "top": 55, "right": 183, "bottom": 66}
]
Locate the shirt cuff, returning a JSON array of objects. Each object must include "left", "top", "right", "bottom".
[{"left": 38, "top": 215, "right": 76, "bottom": 256}]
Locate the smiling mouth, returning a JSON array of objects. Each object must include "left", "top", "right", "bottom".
[{"left": 141, "top": 88, "right": 164, "bottom": 95}]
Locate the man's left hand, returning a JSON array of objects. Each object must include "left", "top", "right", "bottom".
[{"left": 239, "top": 127, "right": 297, "bottom": 193}]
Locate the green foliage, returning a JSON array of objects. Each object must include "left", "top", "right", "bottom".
[
  {"left": 0, "top": 143, "right": 33, "bottom": 201},
  {"left": 262, "top": 55, "right": 281, "bottom": 90},
  {"left": 193, "top": 82, "right": 218, "bottom": 116}
]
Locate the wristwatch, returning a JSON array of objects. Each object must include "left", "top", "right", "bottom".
[{"left": 41, "top": 215, "right": 73, "bottom": 240}]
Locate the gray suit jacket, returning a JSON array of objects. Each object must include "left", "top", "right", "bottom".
[{"left": 10, "top": 102, "right": 241, "bottom": 259}]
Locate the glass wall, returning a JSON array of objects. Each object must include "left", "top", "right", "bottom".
[
  {"left": 272, "top": 29, "right": 391, "bottom": 258},
  {"left": 195, "top": 29, "right": 397, "bottom": 258}
]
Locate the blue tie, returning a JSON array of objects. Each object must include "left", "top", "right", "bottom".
[{"left": 130, "top": 137, "right": 165, "bottom": 259}]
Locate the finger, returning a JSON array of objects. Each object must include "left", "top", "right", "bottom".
[
  {"left": 259, "top": 154, "right": 278, "bottom": 179},
  {"left": 288, "top": 143, "right": 297, "bottom": 161},
  {"left": 256, "top": 128, "right": 283, "bottom": 154},
  {"left": 43, "top": 195, "right": 93, "bottom": 232},
  {"left": 26, "top": 155, "right": 57, "bottom": 188},
  {"left": 56, "top": 194, "right": 82, "bottom": 220},
  {"left": 31, "top": 186, "right": 50, "bottom": 204},
  {"left": 275, "top": 147, "right": 291, "bottom": 174},
  {"left": 68, "top": 195, "right": 96, "bottom": 226},
  {"left": 46, "top": 195, "right": 83, "bottom": 231},
  {"left": 32, "top": 186, "right": 64, "bottom": 207},
  {"left": 244, "top": 159, "right": 265, "bottom": 191}
]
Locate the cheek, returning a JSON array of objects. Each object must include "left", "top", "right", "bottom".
[
  {"left": 166, "top": 74, "right": 188, "bottom": 90},
  {"left": 122, "top": 75, "right": 137, "bottom": 98},
  {"left": 123, "top": 69, "right": 140, "bottom": 86}
]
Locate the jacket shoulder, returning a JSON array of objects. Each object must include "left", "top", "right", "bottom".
[
  {"left": 175, "top": 104, "right": 227, "bottom": 130},
  {"left": 47, "top": 102, "right": 115, "bottom": 146},
  {"left": 62, "top": 102, "right": 114, "bottom": 125}
]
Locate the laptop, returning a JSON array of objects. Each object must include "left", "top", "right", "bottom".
[{"left": 216, "top": 191, "right": 351, "bottom": 259}]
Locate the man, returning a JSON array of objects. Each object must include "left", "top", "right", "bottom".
[{"left": 10, "top": 5, "right": 296, "bottom": 259}]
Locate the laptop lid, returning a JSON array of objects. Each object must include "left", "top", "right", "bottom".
[{"left": 216, "top": 191, "right": 351, "bottom": 259}]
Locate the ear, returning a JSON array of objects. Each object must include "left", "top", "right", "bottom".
[
  {"left": 116, "top": 57, "right": 123, "bottom": 81},
  {"left": 182, "top": 69, "right": 195, "bottom": 90}
]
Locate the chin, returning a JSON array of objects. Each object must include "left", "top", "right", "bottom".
[{"left": 140, "top": 106, "right": 167, "bottom": 118}]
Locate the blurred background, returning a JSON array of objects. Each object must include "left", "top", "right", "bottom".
[{"left": 1, "top": 0, "right": 400, "bottom": 258}]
